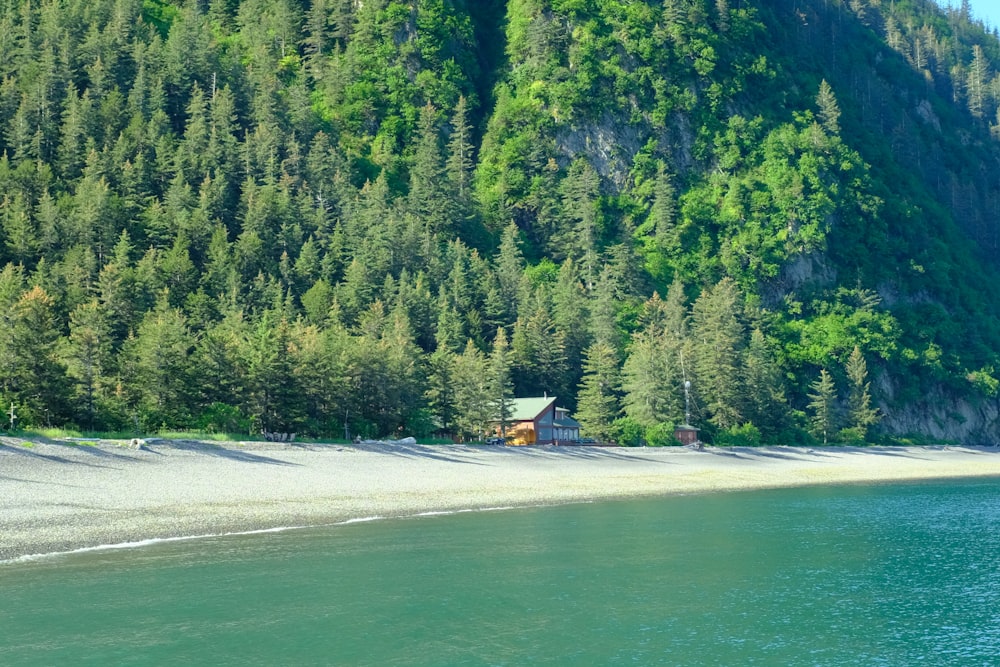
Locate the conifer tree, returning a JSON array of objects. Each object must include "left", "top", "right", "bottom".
[
  {"left": 690, "top": 278, "right": 746, "bottom": 430},
  {"left": 426, "top": 344, "right": 457, "bottom": 435},
  {"left": 808, "top": 369, "right": 838, "bottom": 445},
  {"left": 62, "top": 299, "right": 113, "bottom": 430},
  {"left": 621, "top": 330, "right": 682, "bottom": 428},
  {"left": 446, "top": 95, "right": 475, "bottom": 226},
  {"left": 552, "top": 258, "right": 590, "bottom": 406},
  {"left": 408, "top": 102, "right": 450, "bottom": 234},
  {"left": 621, "top": 287, "right": 689, "bottom": 428},
  {"left": 123, "top": 293, "right": 195, "bottom": 429},
  {"left": 649, "top": 162, "right": 679, "bottom": 254},
  {"left": 1, "top": 285, "right": 68, "bottom": 425},
  {"left": 511, "top": 291, "right": 568, "bottom": 399},
  {"left": 741, "top": 328, "right": 789, "bottom": 439},
  {"left": 452, "top": 339, "right": 492, "bottom": 439},
  {"left": 967, "top": 45, "right": 989, "bottom": 118},
  {"left": 575, "top": 341, "right": 621, "bottom": 442},
  {"left": 489, "top": 327, "right": 515, "bottom": 437},
  {"left": 559, "top": 158, "right": 602, "bottom": 280},
  {"left": 845, "top": 346, "right": 880, "bottom": 439},
  {"left": 816, "top": 79, "right": 841, "bottom": 134},
  {"left": 242, "top": 311, "right": 300, "bottom": 434}
]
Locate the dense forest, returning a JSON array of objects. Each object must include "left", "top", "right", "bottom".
[{"left": 2, "top": 0, "right": 1000, "bottom": 444}]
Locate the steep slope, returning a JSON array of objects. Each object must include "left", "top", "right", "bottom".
[{"left": 0, "top": 0, "right": 999, "bottom": 442}]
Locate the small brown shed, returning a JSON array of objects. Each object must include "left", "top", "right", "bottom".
[{"left": 673, "top": 424, "right": 701, "bottom": 447}]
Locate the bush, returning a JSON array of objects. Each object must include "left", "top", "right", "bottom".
[
  {"left": 715, "top": 423, "right": 762, "bottom": 447},
  {"left": 645, "top": 422, "right": 679, "bottom": 447},
  {"left": 609, "top": 417, "right": 646, "bottom": 447},
  {"left": 196, "top": 403, "right": 250, "bottom": 435}
]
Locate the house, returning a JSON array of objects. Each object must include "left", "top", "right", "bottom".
[
  {"left": 501, "top": 397, "right": 582, "bottom": 445},
  {"left": 503, "top": 397, "right": 556, "bottom": 445},
  {"left": 553, "top": 407, "right": 581, "bottom": 444}
]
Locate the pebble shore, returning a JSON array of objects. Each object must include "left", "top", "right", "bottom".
[{"left": 4, "top": 437, "right": 1000, "bottom": 561}]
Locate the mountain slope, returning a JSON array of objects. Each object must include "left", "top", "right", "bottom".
[{"left": 1, "top": 0, "right": 999, "bottom": 443}]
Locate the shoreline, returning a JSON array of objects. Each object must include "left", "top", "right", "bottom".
[{"left": 3, "top": 438, "right": 1000, "bottom": 562}]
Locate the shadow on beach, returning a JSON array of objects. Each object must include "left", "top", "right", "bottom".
[
  {"left": 347, "top": 441, "right": 488, "bottom": 465},
  {"left": 700, "top": 445, "right": 946, "bottom": 461},
  {"left": 146, "top": 440, "right": 302, "bottom": 466},
  {"left": 0, "top": 440, "right": 128, "bottom": 468},
  {"left": 487, "top": 444, "right": 673, "bottom": 463}
]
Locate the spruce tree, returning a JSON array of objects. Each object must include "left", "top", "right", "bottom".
[
  {"left": 575, "top": 341, "right": 621, "bottom": 442},
  {"left": 808, "top": 369, "right": 838, "bottom": 445},
  {"left": 408, "top": 102, "right": 450, "bottom": 234},
  {"left": 690, "top": 278, "right": 746, "bottom": 430},
  {"left": 62, "top": 299, "right": 113, "bottom": 430},
  {"left": 741, "top": 328, "right": 788, "bottom": 440},
  {"left": 649, "top": 162, "right": 679, "bottom": 254},
  {"left": 816, "top": 79, "right": 841, "bottom": 134},
  {"left": 446, "top": 95, "right": 475, "bottom": 227},
  {"left": 845, "top": 346, "right": 880, "bottom": 440},
  {"left": 489, "top": 327, "right": 515, "bottom": 437},
  {"left": 124, "top": 293, "right": 195, "bottom": 429},
  {"left": 452, "top": 339, "right": 492, "bottom": 440}
]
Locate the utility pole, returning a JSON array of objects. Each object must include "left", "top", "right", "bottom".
[{"left": 684, "top": 380, "right": 692, "bottom": 427}]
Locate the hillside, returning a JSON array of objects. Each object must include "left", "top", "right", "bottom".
[{"left": 1, "top": 0, "right": 1000, "bottom": 444}]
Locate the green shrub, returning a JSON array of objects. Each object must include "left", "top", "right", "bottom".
[
  {"left": 645, "top": 422, "right": 680, "bottom": 447},
  {"left": 196, "top": 403, "right": 250, "bottom": 435},
  {"left": 715, "top": 423, "right": 762, "bottom": 447},
  {"left": 609, "top": 417, "right": 646, "bottom": 447}
]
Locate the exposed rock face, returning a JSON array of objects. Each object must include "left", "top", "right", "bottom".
[
  {"left": 555, "top": 117, "right": 645, "bottom": 190},
  {"left": 876, "top": 373, "right": 1000, "bottom": 445}
]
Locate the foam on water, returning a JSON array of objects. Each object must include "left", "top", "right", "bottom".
[{"left": 1, "top": 503, "right": 566, "bottom": 565}]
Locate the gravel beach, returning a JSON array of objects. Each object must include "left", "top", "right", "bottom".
[{"left": 3, "top": 437, "right": 1000, "bottom": 561}]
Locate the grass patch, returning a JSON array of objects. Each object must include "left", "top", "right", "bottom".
[{"left": 5, "top": 428, "right": 452, "bottom": 447}]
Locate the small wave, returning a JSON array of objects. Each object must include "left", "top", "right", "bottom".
[
  {"left": 3, "top": 526, "right": 307, "bottom": 564},
  {"left": 413, "top": 506, "right": 516, "bottom": 517},
  {"left": 1, "top": 517, "right": 389, "bottom": 564},
  {"left": 1, "top": 502, "right": 581, "bottom": 564}
]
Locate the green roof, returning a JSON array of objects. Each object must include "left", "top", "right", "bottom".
[{"left": 510, "top": 397, "right": 557, "bottom": 421}]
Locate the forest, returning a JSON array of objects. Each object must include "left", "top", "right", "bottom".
[{"left": 2, "top": 0, "right": 1000, "bottom": 444}]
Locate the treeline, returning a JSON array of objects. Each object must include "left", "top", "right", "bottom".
[
  {"left": 1, "top": 0, "right": 1000, "bottom": 442},
  {"left": 0, "top": 254, "right": 881, "bottom": 444}
]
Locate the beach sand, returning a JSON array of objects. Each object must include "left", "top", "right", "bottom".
[{"left": 3, "top": 437, "right": 1000, "bottom": 561}]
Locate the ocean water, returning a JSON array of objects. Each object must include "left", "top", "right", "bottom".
[{"left": 2, "top": 479, "right": 1000, "bottom": 666}]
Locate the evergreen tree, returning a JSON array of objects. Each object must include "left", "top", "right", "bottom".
[
  {"left": 122, "top": 294, "right": 195, "bottom": 429},
  {"left": 741, "top": 328, "right": 789, "bottom": 439},
  {"left": 621, "top": 290, "right": 687, "bottom": 428},
  {"left": 407, "top": 102, "right": 450, "bottom": 234},
  {"left": 0, "top": 285, "right": 68, "bottom": 426},
  {"left": 242, "top": 312, "right": 300, "bottom": 434},
  {"left": 967, "top": 45, "right": 989, "bottom": 119},
  {"left": 649, "top": 162, "right": 679, "bottom": 254},
  {"left": 446, "top": 95, "right": 475, "bottom": 228},
  {"left": 62, "top": 299, "right": 113, "bottom": 430},
  {"left": 558, "top": 157, "right": 602, "bottom": 280},
  {"left": 511, "top": 291, "right": 568, "bottom": 399},
  {"left": 816, "top": 79, "right": 841, "bottom": 133},
  {"left": 452, "top": 339, "right": 492, "bottom": 439},
  {"left": 621, "top": 331, "right": 681, "bottom": 428},
  {"left": 489, "top": 327, "right": 515, "bottom": 437},
  {"left": 575, "top": 341, "right": 621, "bottom": 442},
  {"left": 690, "top": 278, "right": 746, "bottom": 430},
  {"left": 808, "top": 369, "right": 838, "bottom": 445},
  {"left": 426, "top": 345, "right": 457, "bottom": 435},
  {"left": 845, "top": 346, "right": 880, "bottom": 440}
]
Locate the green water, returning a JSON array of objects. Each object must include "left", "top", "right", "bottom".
[{"left": 3, "top": 480, "right": 1000, "bottom": 666}]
